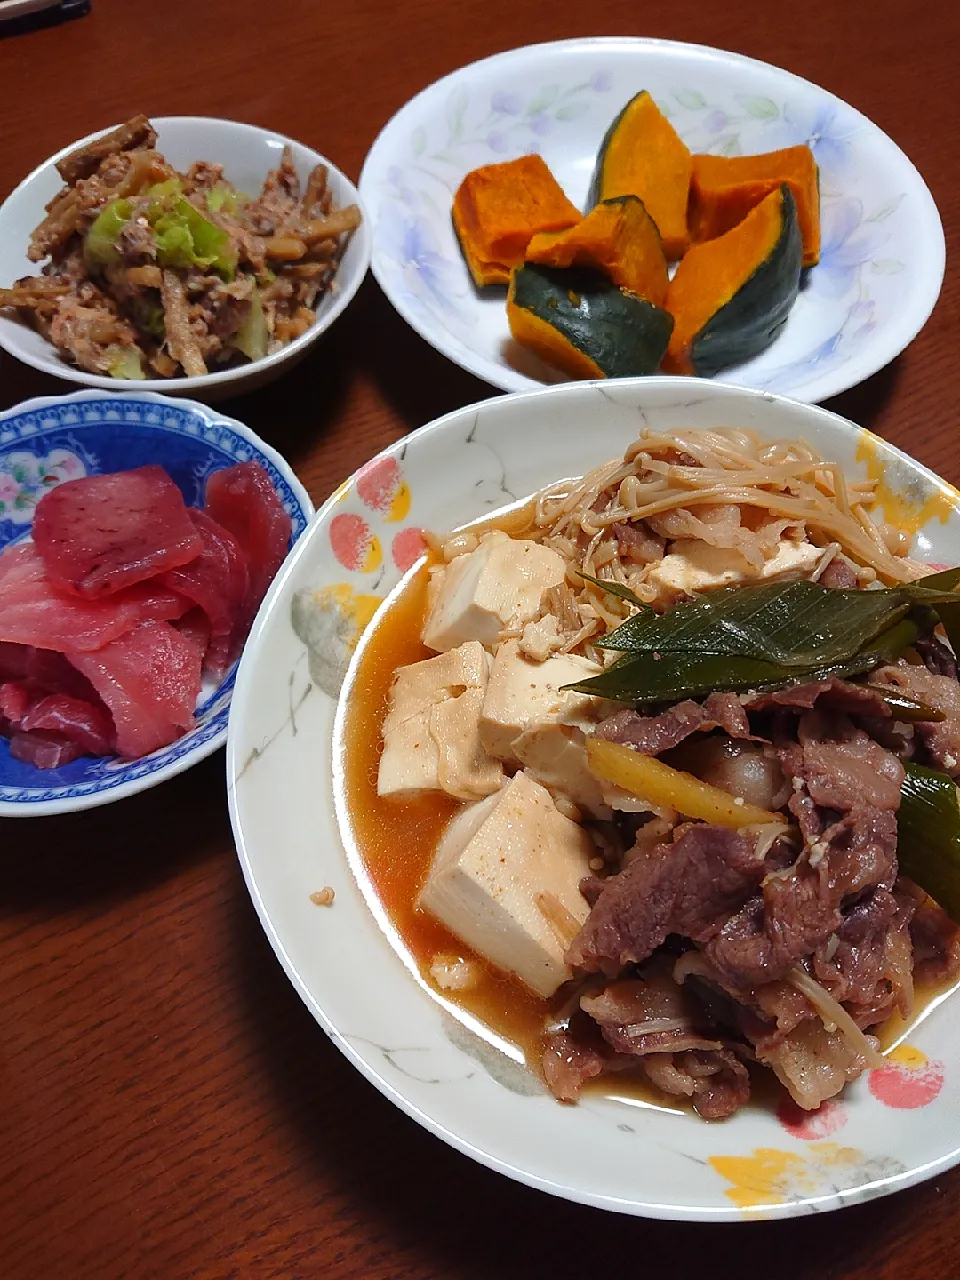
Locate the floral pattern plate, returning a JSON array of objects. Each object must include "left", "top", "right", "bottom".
[
  {"left": 0, "top": 390, "right": 312, "bottom": 816},
  {"left": 228, "top": 377, "right": 960, "bottom": 1221},
  {"left": 359, "top": 38, "right": 944, "bottom": 403}
]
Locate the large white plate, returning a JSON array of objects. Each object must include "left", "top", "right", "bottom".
[
  {"left": 228, "top": 377, "right": 960, "bottom": 1220},
  {"left": 359, "top": 38, "right": 944, "bottom": 403}
]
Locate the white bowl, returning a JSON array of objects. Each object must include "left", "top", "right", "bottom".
[
  {"left": 0, "top": 117, "right": 372, "bottom": 402},
  {"left": 228, "top": 376, "right": 960, "bottom": 1221},
  {"left": 0, "top": 389, "right": 313, "bottom": 815},
  {"left": 359, "top": 37, "right": 944, "bottom": 403}
]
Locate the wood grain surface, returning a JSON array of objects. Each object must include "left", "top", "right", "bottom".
[{"left": 1, "top": 2, "right": 959, "bottom": 1276}]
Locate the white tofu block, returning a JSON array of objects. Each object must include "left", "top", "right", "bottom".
[
  {"left": 480, "top": 639, "right": 603, "bottom": 762},
  {"left": 378, "top": 641, "right": 503, "bottom": 800},
  {"left": 512, "top": 722, "right": 612, "bottom": 820},
  {"left": 647, "top": 537, "right": 823, "bottom": 596},
  {"left": 422, "top": 531, "right": 566, "bottom": 653},
  {"left": 418, "top": 771, "right": 594, "bottom": 997}
]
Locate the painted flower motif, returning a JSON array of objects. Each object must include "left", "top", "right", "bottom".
[
  {"left": 778, "top": 99, "right": 860, "bottom": 175},
  {"left": 776, "top": 1096, "right": 847, "bottom": 1140},
  {"left": 869, "top": 1044, "right": 945, "bottom": 1109},
  {"left": 330, "top": 512, "right": 382, "bottom": 573},
  {"left": 355, "top": 456, "right": 410, "bottom": 522},
  {"left": 810, "top": 199, "right": 888, "bottom": 300},
  {"left": 591, "top": 70, "right": 613, "bottom": 92},
  {"left": 529, "top": 112, "right": 553, "bottom": 137},
  {"left": 486, "top": 130, "right": 509, "bottom": 153},
  {"left": 291, "top": 583, "right": 382, "bottom": 698},
  {"left": 0, "top": 448, "right": 86, "bottom": 525},
  {"left": 491, "top": 90, "right": 522, "bottom": 116},
  {"left": 709, "top": 1142, "right": 906, "bottom": 1213},
  {"left": 381, "top": 214, "right": 467, "bottom": 315},
  {"left": 704, "top": 108, "right": 728, "bottom": 134},
  {"left": 392, "top": 527, "right": 427, "bottom": 572}
]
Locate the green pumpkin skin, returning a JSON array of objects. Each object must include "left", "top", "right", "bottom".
[
  {"left": 690, "top": 185, "right": 804, "bottom": 377},
  {"left": 510, "top": 264, "right": 674, "bottom": 379}
]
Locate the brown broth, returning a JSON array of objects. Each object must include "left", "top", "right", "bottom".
[{"left": 341, "top": 560, "right": 958, "bottom": 1109}]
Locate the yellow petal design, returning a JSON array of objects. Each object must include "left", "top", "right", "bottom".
[
  {"left": 387, "top": 480, "right": 411, "bottom": 523},
  {"left": 856, "top": 431, "right": 958, "bottom": 534}
]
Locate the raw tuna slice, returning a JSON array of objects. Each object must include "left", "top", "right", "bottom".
[
  {"left": 173, "top": 609, "right": 213, "bottom": 667},
  {"left": 68, "top": 621, "right": 202, "bottom": 758},
  {"left": 20, "top": 694, "right": 114, "bottom": 756},
  {"left": 0, "top": 681, "right": 31, "bottom": 724},
  {"left": 0, "top": 543, "right": 188, "bottom": 652},
  {"left": 25, "top": 648, "right": 105, "bottom": 703},
  {"left": 160, "top": 510, "right": 249, "bottom": 680},
  {"left": 0, "top": 641, "right": 29, "bottom": 680},
  {"left": 32, "top": 465, "right": 204, "bottom": 598},
  {"left": 9, "top": 731, "right": 84, "bottom": 769},
  {"left": 204, "top": 462, "right": 292, "bottom": 634}
]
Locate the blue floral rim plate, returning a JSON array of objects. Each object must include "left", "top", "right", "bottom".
[
  {"left": 359, "top": 37, "right": 945, "bottom": 404},
  {"left": 0, "top": 390, "right": 313, "bottom": 816}
]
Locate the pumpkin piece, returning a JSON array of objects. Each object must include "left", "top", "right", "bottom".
[
  {"left": 689, "top": 145, "right": 820, "bottom": 266},
  {"left": 507, "top": 263, "right": 674, "bottom": 380},
  {"left": 663, "top": 184, "right": 802, "bottom": 377},
  {"left": 452, "top": 155, "right": 581, "bottom": 287},
  {"left": 591, "top": 91, "right": 693, "bottom": 260},
  {"left": 525, "top": 195, "right": 669, "bottom": 306}
]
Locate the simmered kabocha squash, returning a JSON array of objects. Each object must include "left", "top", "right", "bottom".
[
  {"left": 663, "top": 184, "right": 802, "bottom": 377},
  {"left": 590, "top": 92, "right": 693, "bottom": 260},
  {"left": 452, "top": 155, "right": 582, "bottom": 287},
  {"left": 524, "top": 195, "right": 669, "bottom": 306},
  {"left": 507, "top": 263, "right": 674, "bottom": 380},
  {"left": 689, "top": 145, "right": 821, "bottom": 266}
]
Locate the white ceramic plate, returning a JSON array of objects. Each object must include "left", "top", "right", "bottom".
[
  {"left": 359, "top": 38, "right": 944, "bottom": 403},
  {"left": 228, "top": 377, "right": 960, "bottom": 1220},
  {"left": 0, "top": 117, "right": 371, "bottom": 401}
]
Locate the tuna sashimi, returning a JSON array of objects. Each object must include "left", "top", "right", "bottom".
[
  {"left": 32, "top": 465, "right": 204, "bottom": 598},
  {"left": 25, "top": 647, "right": 104, "bottom": 703},
  {"left": 68, "top": 621, "right": 202, "bottom": 758},
  {"left": 20, "top": 694, "right": 114, "bottom": 756},
  {"left": 174, "top": 609, "right": 213, "bottom": 664},
  {"left": 9, "top": 731, "right": 84, "bottom": 769},
  {"left": 0, "top": 543, "right": 189, "bottom": 652},
  {"left": 0, "top": 681, "right": 31, "bottom": 723},
  {"left": 0, "top": 641, "right": 29, "bottom": 680},
  {"left": 204, "top": 462, "right": 292, "bottom": 631},
  {"left": 160, "top": 510, "right": 249, "bottom": 680}
]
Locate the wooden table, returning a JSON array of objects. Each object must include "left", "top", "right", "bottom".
[{"left": 1, "top": 1, "right": 958, "bottom": 1275}]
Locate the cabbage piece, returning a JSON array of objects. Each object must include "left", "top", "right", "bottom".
[
  {"left": 206, "top": 185, "right": 249, "bottom": 215},
  {"left": 229, "top": 286, "right": 268, "bottom": 361},
  {"left": 105, "top": 345, "right": 147, "bottom": 380},
  {"left": 153, "top": 199, "right": 237, "bottom": 277},
  {"left": 85, "top": 198, "right": 134, "bottom": 265}
]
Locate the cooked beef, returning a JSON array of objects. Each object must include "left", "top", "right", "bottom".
[
  {"left": 812, "top": 888, "right": 915, "bottom": 1027},
  {"left": 756, "top": 1017, "right": 873, "bottom": 1111},
  {"left": 915, "top": 633, "right": 959, "bottom": 681},
  {"left": 819, "top": 557, "right": 859, "bottom": 589},
  {"left": 706, "top": 877, "right": 842, "bottom": 987},
  {"left": 579, "top": 964, "right": 724, "bottom": 1056},
  {"left": 612, "top": 521, "right": 665, "bottom": 565},
  {"left": 745, "top": 677, "right": 894, "bottom": 719},
  {"left": 901, "top": 881, "right": 960, "bottom": 985},
  {"left": 567, "top": 824, "right": 764, "bottom": 975},
  {"left": 595, "top": 691, "right": 751, "bottom": 754},
  {"left": 871, "top": 662, "right": 960, "bottom": 777},
  {"left": 642, "top": 1047, "right": 751, "bottom": 1119},
  {"left": 540, "top": 1027, "right": 607, "bottom": 1102},
  {"left": 56, "top": 114, "right": 156, "bottom": 184}
]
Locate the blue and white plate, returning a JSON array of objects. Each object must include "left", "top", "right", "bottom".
[
  {"left": 0, "top": 390, "right": 313, "bottom": 816},
  {"left": 359, "top": 37, "right": 945, "bottom": 403}
]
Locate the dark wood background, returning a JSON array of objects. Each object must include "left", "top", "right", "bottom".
[{"left": 1, "top": 2, "right": 958, "bottom": 1276}]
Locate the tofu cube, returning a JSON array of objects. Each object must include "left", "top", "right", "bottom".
[
  {"left": 422, "top": 532, "right": 566, "bottom": 654},
  {"left": 647, "top": 537, "right": 823, "bottom": 597},
  {"left": 378, "top": 641, "right": 503, "bottom": 800},
  {"left": 418, "top": 771, "right": 594, "bottom": 997},
  {"left": 512, "top": 722, "right": 612, "bottom": 820},
  {"left": 479, "top": 639, "right": 602, "bottom": 762}
]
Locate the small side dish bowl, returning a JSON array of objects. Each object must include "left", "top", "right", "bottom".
[
  {"left": 360, "top": 37, "right": 944, "bottom": 403},
  {"left": 0, "top": 117, "right": 372, "bottom": 401},
  {"left": 0, "top": 389, "right": 312, "bottom": 816},
  {"left": 229, "top": 376, "right": 960, "bottom": 1221}
]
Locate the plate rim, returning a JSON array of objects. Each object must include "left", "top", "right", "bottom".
[
  {"left": 359, "top": 35, "right": 945, "bottom": 404},
  {"left": 227, "top": 375, "right": 960, "bottom": 1220}
]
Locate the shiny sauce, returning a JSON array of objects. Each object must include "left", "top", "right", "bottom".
[{"left": 341, "top": 560, "right": 958, "bottom": 1109}]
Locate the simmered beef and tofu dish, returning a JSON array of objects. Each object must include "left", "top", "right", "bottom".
[{"left": 344, "top": 428, "right": 960, "bottom": 1119}]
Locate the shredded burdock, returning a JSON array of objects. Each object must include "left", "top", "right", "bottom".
[{"left": 2, "top": 114, "right": 362, "bottom": 379}]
